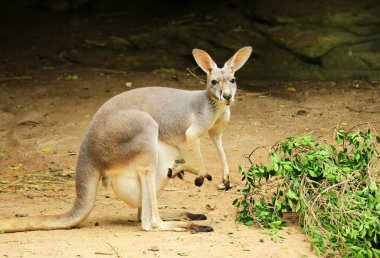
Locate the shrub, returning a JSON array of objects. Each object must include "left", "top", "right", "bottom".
[{"left": 234, "top": 128, "right": 380, "bottom": 257}]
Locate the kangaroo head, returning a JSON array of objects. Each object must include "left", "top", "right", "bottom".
[{"left": 192, "top": 46, "right": 252, "bottom": 105}]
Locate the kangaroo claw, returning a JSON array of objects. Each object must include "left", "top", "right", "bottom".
[{"left": 205, "top": 174, "right": 212, "bottom": 181}]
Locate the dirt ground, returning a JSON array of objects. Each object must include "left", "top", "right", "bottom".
[{"left": 0, "top": 65, "right": 379, "bottom": 257}]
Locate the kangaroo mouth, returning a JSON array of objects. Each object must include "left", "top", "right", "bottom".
[
  {"left": 219, "top": 98, "right": 233, "bottom": 105},
  {"left": 222, "top": 98, "right": 233, "bottom": 105}
]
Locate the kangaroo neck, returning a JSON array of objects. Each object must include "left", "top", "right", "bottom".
[{"left": 203, "top": 90, "right": 226, "bottom": 111}]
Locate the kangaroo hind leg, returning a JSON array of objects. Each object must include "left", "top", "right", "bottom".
[{"left": 123, "top": 112, "right": 212, "bottom": 232}]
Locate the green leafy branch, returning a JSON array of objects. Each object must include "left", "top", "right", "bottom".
[{"left": 234, "top": 127, "right": 380, "bottom": 257}]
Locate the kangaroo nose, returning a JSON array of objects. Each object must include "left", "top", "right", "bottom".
[{"left": 223, "top": 93, "right": 232, "bottom": 101}]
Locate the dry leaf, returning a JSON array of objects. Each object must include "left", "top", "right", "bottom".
[
  {"left": 41, "top": 146, "right": 52, "bottom": 153},
  {"left": 8, "top": 164, "right": 23, "bottom": 170},
  {"left": 287, "top": 87, "right": 296, "bottom": 92}
]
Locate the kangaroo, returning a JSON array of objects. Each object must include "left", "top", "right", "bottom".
[{"left": 0, "top": 47, "right": 252, "bottom": 233}]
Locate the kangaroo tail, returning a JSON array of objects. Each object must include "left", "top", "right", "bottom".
[{"left": 0, "top": 154, "right": 100, "bottom": 233}]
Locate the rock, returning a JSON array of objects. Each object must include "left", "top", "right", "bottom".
[
  {"left": 149, "top": 246, "right": 159, "bottom": 252},
  {"left": 205, "top": 204, "right": 216, "bottom": 211},
  {"left": 128, "top": 33, "right": 153, "bottom": 50},
  {"left": 108, "top": 37, "right": 131, "bottom": 51},
  {"left": 15, "top": 213, "right": 28, "bottom": 217},
  {"left": 296, "top": 110, "right": 307, "bottom": 116},
  {"left": 64, "top": 0, "right": 380, "bottom": 81},
  {"left": 257, "top": 24, "right": 356, "bottom": 58}
]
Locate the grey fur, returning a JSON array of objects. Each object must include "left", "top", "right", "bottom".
[{"left": 0, "top": 47, "right": 252, "bottom": 233}]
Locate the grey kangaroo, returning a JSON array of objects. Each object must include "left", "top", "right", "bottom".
[{"left": 0, "top": 47, "right": 252, "bottom": 233}]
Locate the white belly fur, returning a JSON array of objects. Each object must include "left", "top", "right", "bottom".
[{"left": 109, "top": 142, "right": 180, "bottom": 208}]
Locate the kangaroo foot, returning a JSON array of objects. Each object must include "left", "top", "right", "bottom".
[
  {"left": 185, "top": 212, "right": 207, "bottom": 221},
  {"left": 189, "top": 224, "right": 214, "bottom": 232},
  {"left": 217, "top": 182, "right": 233, "bottom": 191},
  {"left": 224, "top": 182, "right": 232, "bottom": 191}
]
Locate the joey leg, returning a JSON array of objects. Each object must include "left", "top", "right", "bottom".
[{"left": 167, "top": 160, "right": 212, "bottom": 186}]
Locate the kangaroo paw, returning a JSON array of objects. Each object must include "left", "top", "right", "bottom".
[
  {"left": 167, "top": 168, "right": 173, "bottom": 178},
  {"left": 194, "top": 177, "right": 204, "bottom": 187},
  {"left": 177, "top": 171, "right": 184, "bottom": 180}
]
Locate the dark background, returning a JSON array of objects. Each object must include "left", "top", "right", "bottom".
[{"left": 1, "top": 0, "right": 380, "bottom": 81}]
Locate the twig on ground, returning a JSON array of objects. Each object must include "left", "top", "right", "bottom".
[
  {"left": 0, "top": 76, "right": 32, "bottom": 81},
  {"left": 106, "top": 241, "right": 123, "bottom": 258},
  {"left": 345, "top": 106, "right": 380, "bottom": 114}
]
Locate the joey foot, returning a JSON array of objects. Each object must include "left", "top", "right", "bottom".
[
  {"left": 177, "top": 171, "right": 184, "bottom": 180},
  {"left": 194, "top": 174, "right": 212, "bottom": 187},
  {"left": 174, "top": 160, "right": 185, "bottom": 179},
  {"left": 167, "top": 168, "right": 184, "bottom": 180}
]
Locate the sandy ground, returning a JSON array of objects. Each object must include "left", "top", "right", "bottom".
[{"left": 0, "top": 67, "right": 379, "bottom": 257}]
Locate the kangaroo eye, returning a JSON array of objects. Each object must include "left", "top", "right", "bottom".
[
  {"left": 230, "top": 78, "right": 236, "bottom": 83},
  {"left": 211, "top": 79, "right": 218, "bottom": 85}
]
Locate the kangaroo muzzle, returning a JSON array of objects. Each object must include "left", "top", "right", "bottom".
[{"left": 221, "top": 92, "right": 233, "bottom": 105}]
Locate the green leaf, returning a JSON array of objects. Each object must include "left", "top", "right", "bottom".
[
  {"left": 286, "top": 189, "right": 299, "bottom": 200},
  {"left": 64, "top": 74, "right": 79, "bottom": 80},
  {"left": 368, "top": 249, "right": 373, "bottom": 258},
  {"left": 275, "top": 200, "right": 282, "bottom": 211},
  {"left": 273, "top": 162, "right": 279, "bottom": 172},
  {"left": 283, "top": 164, "right": 292, "bottom": 171},
  {"left": 369, "top": 181, "right": 378, "bottom": 192},
  {"left": 296, "top": 201, "right": 302, "bottom": 212},
  {"left": 244, "top": 218, "right": 255, "bottom": 226}
]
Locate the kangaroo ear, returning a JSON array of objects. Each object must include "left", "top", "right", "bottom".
[
  {"left": 224, "top": 46, "right": 252, "bottom": 73},
  {"left": 192, "top": 49, "right": 217, "bottom": 74}
]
